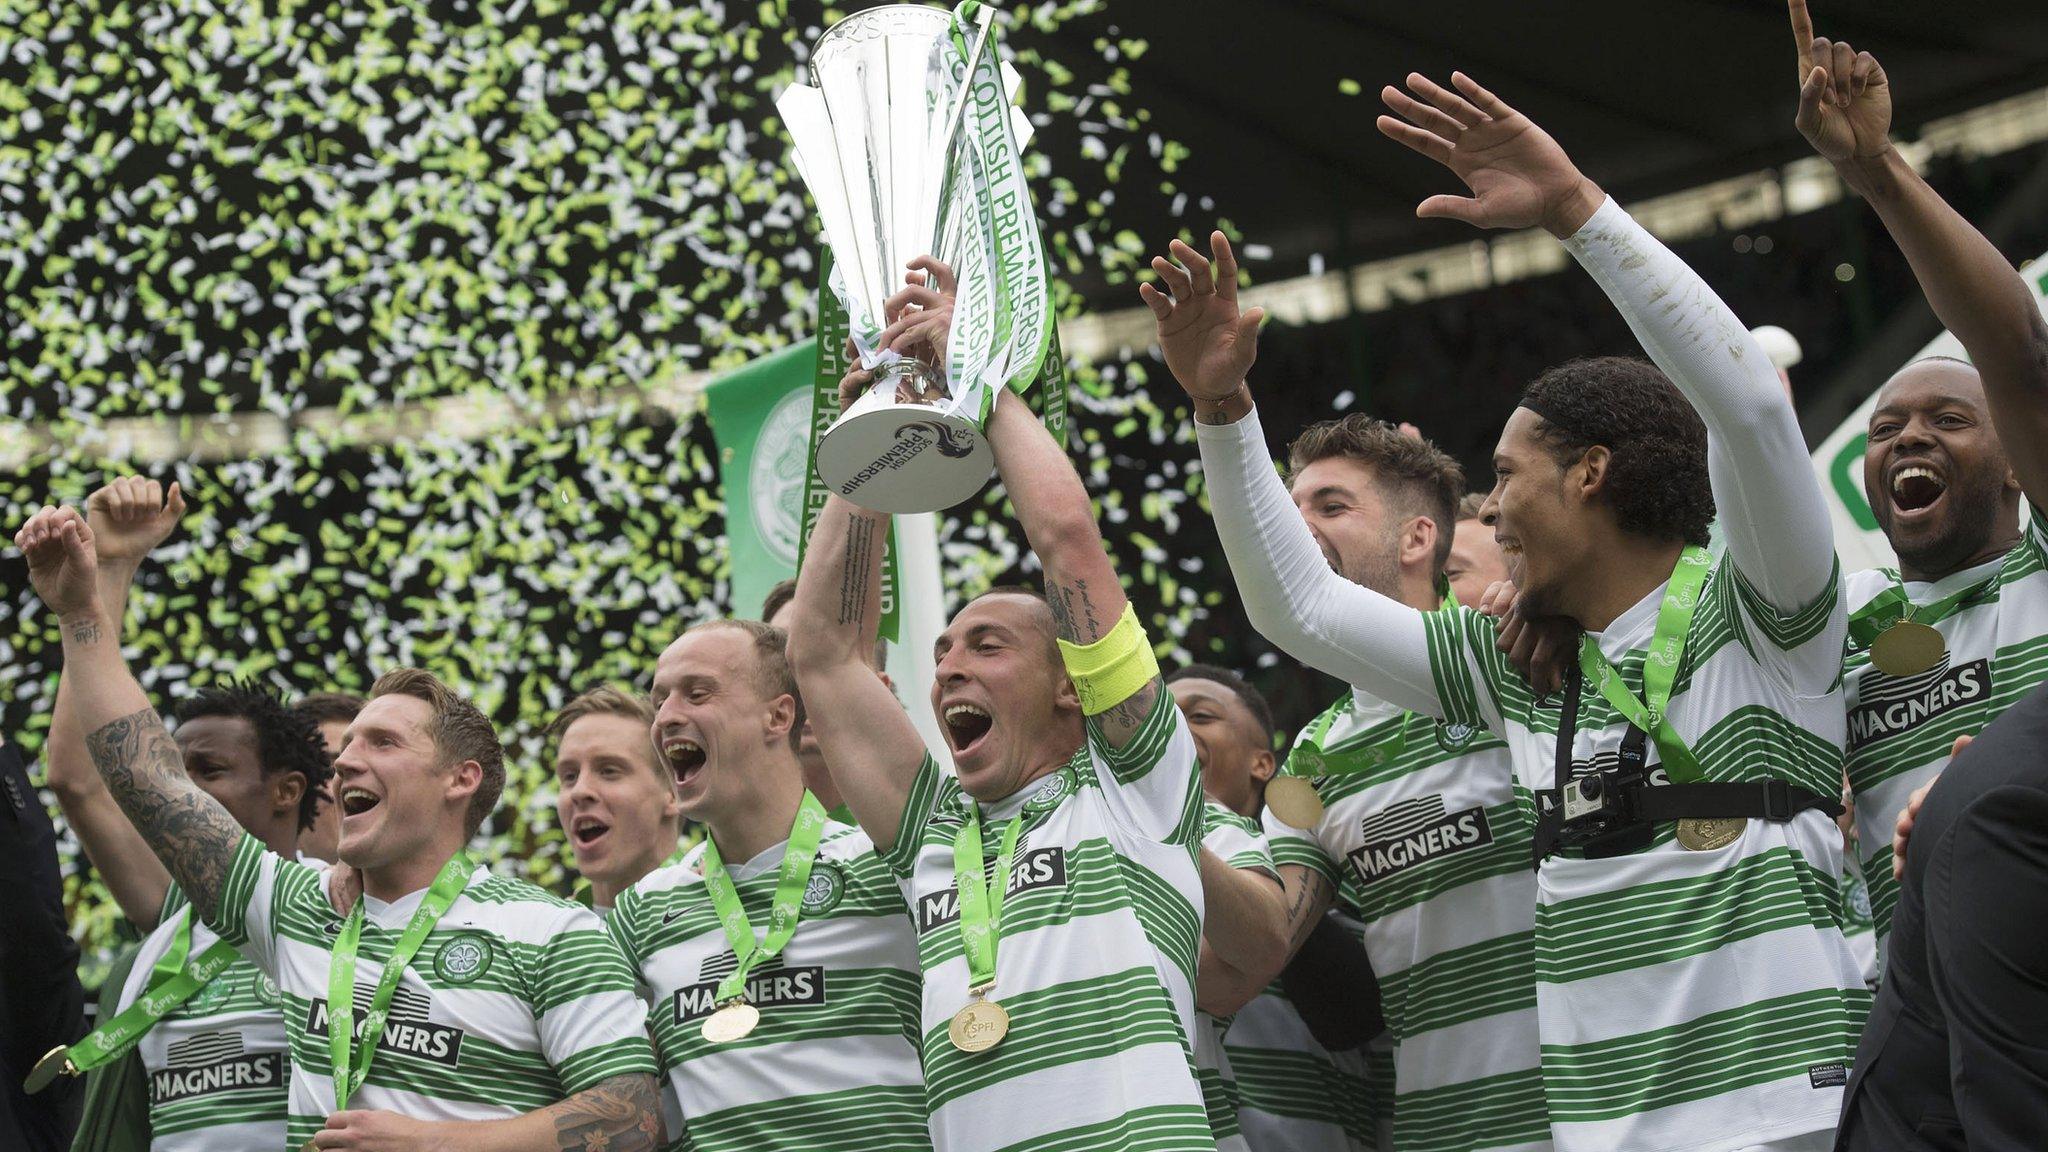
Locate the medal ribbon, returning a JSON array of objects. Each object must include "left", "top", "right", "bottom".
[
  {"left": 328, "top": 852, "right": 474, "bottom": 1110},
  {"left": 1846, "top": 572, "right": 1999, "bottom": 649},
  {"left": 1280, "top": 596, "right": 1455, "bottom": 781},
  {"left": 1285, "top": 700, "right": 1407, "bottom": 781},
  {"left": 954, "top": 803, "right": 1024, "bottom": 993},
  {"left": 48, "top": 909, "right": 240, "bottom": 1074},
  {"left": 701, "top": 792, "right": 831, "bottom": 1006},
  {"left": 1576, "top": 546, "right": 1711, "bottom": 783}
]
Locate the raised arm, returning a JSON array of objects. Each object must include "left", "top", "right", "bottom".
[
  {"left": 1790, "top": 0, "right": 2048, "bottom": 504},
  {"left": 787, "top": 472, "right": 930, "bottom": 853},
  {"left": 1378, "top": 71, "right": 1832, "bottom": 615},
  {"left": 43, "top": 478, "right": 185, "bottom": 928},
  {"left": 17, "top": 506, "right": 243, "bottom": 924},
  {"left": 983, "top": 387, "right": 1169, "bottom": 747},
  {"left": 1140, "top": 232, "right": 1444, "bottom": 716}
]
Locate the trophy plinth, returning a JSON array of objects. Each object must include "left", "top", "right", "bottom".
[{"left": 814, "top": 360, "right": 993, "bottom": 513}]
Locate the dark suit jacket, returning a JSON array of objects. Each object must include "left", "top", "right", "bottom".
[
  {"left": 1836, "top": 681, "right": 2048, "bottom": 1150},
  {"left": 0, "top": 741, "right": 86, "bottom": 1152}
]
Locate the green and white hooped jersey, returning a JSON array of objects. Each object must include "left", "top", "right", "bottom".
[
  {"left": 606, "top": 820, "right": 930, "bottom": 1152},
  {"left": 1194, "top": 802, "right": 1278, "bottom": 1152},
  {"left": 208, "top": 835, "right": 659, "bottom": 1147},
  {"left": 1424, "top": 560, "right": 1866, "bottom": 1152},
  {"left": 882, "top": 690, "right": 1215, "bottom": 1152},
  {"left": 1843, "top": 515, "right": 2048, "bottom": 956},
  {"left": 1223, "top": 977, "right": 1383, "bottom": 1152},
  {"left": 123, "top": 886, "right": 290, "bottom": 1152},
  {"left": 1263, "top": 690, "right": 1546, "bottom": 1152}
]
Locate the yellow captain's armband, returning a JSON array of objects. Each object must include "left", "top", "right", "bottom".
[{"left": 1056, "top": 603, "right": 1160, "bottom": 716}]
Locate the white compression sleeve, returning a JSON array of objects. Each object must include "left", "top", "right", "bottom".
[
  {"left": 1195, "top": 408, "right": 1443, "bottom": 716},
  {"left": 1562, "top": 197, "right": 1835, "bottom": 616}
]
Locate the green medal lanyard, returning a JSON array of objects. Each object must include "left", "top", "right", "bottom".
[
  {"left": 1847, "top": 572, "right": 1999, "bottom": 649},
  {"left": 328, "top": 852, "right": 475, "bottom": 1110},
  {"left": 1284, "top": 594, "right": 1457, "bottom": 781},
  {"left": 700, "top": 792, "right": 830, "bottom": 1008},
  {"left": 1575, "top": 545, "right": 1710, "bottom": 783},
  {"left": 28, "top": 909, "right": 240, "bottom": 1088},
  {"left": 954, "top": 802, "right": 1023, "bottom": 997}
]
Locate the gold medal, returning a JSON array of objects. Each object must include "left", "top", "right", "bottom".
[
  {"left": 1265, "top": 775, "right": 1325, "bottom": 829},
  {"left": 1870, "top": 619, "right": 1944, "bottom": 678},
  {"left": 948, "top": 997, "right": 1009, "bottom": 1053},
  {"left": 700, "top": 1000, "right": 761, "bottom": 1044},
  {"left": 1676, "top": 817, "right": 1746, "bottom": 852},
  {"left": 23, "top": 1046, "right": 74, "bottom": 1094}
]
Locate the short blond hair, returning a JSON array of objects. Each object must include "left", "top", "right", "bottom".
[{"left": 548, "top": 686, "right": 660, "bottom": 777}]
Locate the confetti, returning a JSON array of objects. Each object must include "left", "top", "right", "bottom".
[{"left": 0, "top": 0, "right": 1235, "bottom": 963}]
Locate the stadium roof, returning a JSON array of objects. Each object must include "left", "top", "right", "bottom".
[{"left": 1035, "top": 0, "right": 2048, "bottom": 305}]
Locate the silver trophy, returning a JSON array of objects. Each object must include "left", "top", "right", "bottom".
[{"left": 779, "top": 3, "right": 1052, "bottom": 513}]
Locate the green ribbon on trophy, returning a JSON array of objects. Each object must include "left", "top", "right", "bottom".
[
  {"left": 947, "top": 1, "right": 1056, "bottom": 428},
  {"left": 24, "top": 908, "right": 240, "bottom": 1093}
]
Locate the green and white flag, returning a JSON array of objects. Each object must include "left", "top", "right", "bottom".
[
  {"left": 1808, "top": 252, "right": 2048, "bottom": 571},
  {"left": 705, "top": 339, "right": 823, "bottom": 620}
]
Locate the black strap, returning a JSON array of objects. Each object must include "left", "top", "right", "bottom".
[
  {"left": 1530, "top": 670, "right": 1584, "bottom": 867},
  {"left": 1633, "top": 780, "right": 1842, "bottom": 823}
]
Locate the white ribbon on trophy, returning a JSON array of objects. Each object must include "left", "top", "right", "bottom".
[{"left": 778, "top": 2, "right": 1054, "bottom": 512}]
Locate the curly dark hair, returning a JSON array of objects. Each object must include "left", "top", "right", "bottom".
[
  {"left": 1520, "top": 357, "right": 1714, "bottom": 547},
  {"left": 177, "top": 683, "right": 336, "bottom": 832}
]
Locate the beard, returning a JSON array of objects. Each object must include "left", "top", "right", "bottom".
[
  {"left": 1881, "top": 471, "right": 2009, "bottom": 577},
  {"left": 1339, "top": 538, "right": 1406, "bottom": 600}
]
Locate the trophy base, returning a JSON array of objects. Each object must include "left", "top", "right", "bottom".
[{"left": 815, "top": 372, "right": 993, "bottom": 513}]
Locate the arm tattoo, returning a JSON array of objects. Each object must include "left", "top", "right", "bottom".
[
  {"left": 838, "top": 516, "right": 880, "bottom": 628},
  {"left": 84, "top": 708, "right": 242, "bottom": 921},
  {"left": 67, "top": 619, "right": 103, "bottom": 645},
  {"left": 1047, "top": 577, "right": 1104, "bottom": 645},
  {"left": 552, "top": 1073, "right": 661, "bottom": 1152}
]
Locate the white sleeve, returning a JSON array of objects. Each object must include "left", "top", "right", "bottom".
[
  {"left": 1562, "top": 197, "right": 1835, "bottom": 616},
  {"left": 1194, "top": 409, "right": 1443, "bottom": 717}
]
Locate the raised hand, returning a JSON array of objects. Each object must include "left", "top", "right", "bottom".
[
  {"left": 1789, "top": 0, "right": 1892, "bottom": 164},
  {"left": 15, "top": 506, "right": 101, "bottom": 621},
  {"left": 85, "top": 477, "right": 185, "bottom": 568},
  {"left": 1376, "top": 72, "right": 1603, "bottom": 240},
  {"left": 1139, "top": 231, "right": 1265, "bottom": 403},
  {"left": 878, "top": 256, "right": 956, "bottom": 367}
]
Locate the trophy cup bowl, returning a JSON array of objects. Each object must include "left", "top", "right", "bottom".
[{"left": 780, "top": 4, "right": 1005, "bottom": 513}]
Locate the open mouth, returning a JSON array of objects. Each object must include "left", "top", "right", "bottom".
[
  {"left": 663, "top": 736, "right": 707, "bottom": 786},
  {"left": 340, "top": 787, "right": 381, "bottom": 818},
  {"left": 1496, "top": 537, "right": 1523, "bottom": 558},
  {"left": 571, "top": 815, "right": 611, "bottom": 848},
  {"left": 944, "top": 703, "right": 994, "bottom": 756},
  {"left": 1889, "top": 463, "right": 1947, "bottom": 514}
]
